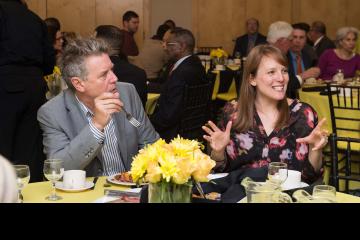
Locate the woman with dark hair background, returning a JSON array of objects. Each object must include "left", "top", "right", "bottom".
[{"left": 44, "top": 17, "right": 63, "bottom": 62}]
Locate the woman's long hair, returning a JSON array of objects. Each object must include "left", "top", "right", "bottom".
[{"left": 233, "top": 44, "right": 290, "bottom": 132}]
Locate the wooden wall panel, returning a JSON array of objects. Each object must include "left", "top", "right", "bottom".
[
  {"left": 245, "top": 0, "right": 292, "bottom": 35},
  {"left": 25, "top": 0, "right": 47, "bottom": 19},
  {"left": 46, "top": 0, "right": 96, "bottom": 37},
  {"left": 95, "top": 0, "right": 144, "bottom": 47},
  {"left": 25, "top": 0, "right": 360, "bottom": 55},
  {"left": 296, "top": 0, "right": 347, "bottom": 39},
  {"left": 346, "top": 0, "right": 360, "bottom": 32},
  {"left": 196, "top": 0, "right": 246, "bottom": 54}
]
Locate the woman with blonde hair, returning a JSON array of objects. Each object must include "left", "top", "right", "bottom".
[
  {"left": 203, "top": 44, "right": 328, "bottom": 184},
  {"left": 0, "top": 155, "right": 18, "bottom": 203},
  {"left": 318, "top": 26, "right": 360, "bottom": 80}
]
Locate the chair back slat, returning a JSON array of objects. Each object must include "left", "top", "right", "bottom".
[
  {"left": 178, "top": 77, "right": 214, "bottom": 141},
  {"left": 330, "top": 134, "right": 360, "bottom": 193},
  {"left": 326, "top": 83, "right": 360, "bottom": 135}
]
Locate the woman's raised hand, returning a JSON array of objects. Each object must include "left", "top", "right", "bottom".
[
  {"left": 296, "top": 118, "right": 329, "bottom": 151},
  {"left": 202, "top": 120, "right": 232, "bottom": 152}
]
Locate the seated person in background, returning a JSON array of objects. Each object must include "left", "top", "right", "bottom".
[
  {"left": 202, "top": 45, "right": 328, "bottom": 184},
  {"left": 233, "top": 18, "right": 267, "bottom": 58},
  {"left": 62, "top": 31, "right": 78, "bottom": 49},
  {"left": 44, "top": 17, "right": 63, "bottom": 62},
  {"left": 133, "top": 24, "right": 170, "bottom": 81},
  {"left": 267, "top": 21, "right": 318, "bottom": 99},
  {"left": 44, "top": 17, "right": 67, "bottom": 93},
  {"left": 318, "top": 27, "right": 360, "bottom": 80},
  {"left": 150, "top": 28, "right": 207, "bottom": 142},
  {"left": 288, "top": 23, "right": 320, "bottom": 82},
  {"left": 95, "top": 25, "right": 148, "bottom": 108},
  {"left": 308, "top": 21, "right": 336, "bottom": 59},
  {"left": 164, "top": 19, "right": 176, "bottom": 29},
  {"left": 0, "top": 155, "right": 17, "bottom": 203},
  {"left": 293, "top": 22, "right": 318, "bottom": 65},
  {"left": 38, "top": 38, "right": 159, "bottom": 176}
]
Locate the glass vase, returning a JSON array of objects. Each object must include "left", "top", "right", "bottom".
[{"left": 148, "top": 181, "right": 192, "bottom": 203}]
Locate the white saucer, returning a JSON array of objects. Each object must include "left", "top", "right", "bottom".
[
  {"left": 55, "top": 181, "right": 94, "bottom": 192},
  {"left": 207, "top": 173, "right": 229, "bottom": 180},
  {"left": 281, "top": 182, "right": 309, "bottom": 191}
]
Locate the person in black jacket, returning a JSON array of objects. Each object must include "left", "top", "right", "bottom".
[
  {"left": 95, "top": 25, "right": 147, "bottom": 108},
  {"left": 0, "top": 0, "right": 55, "bottom": 182},
  {"left": 308, "top": 21, "right": 335, "bottom": 58},
  {"left": 233, "top": 18, "right": 267, "bottom": 58},
  {"left": 150, "top": 28, "right": 207, "bottom": 142}
]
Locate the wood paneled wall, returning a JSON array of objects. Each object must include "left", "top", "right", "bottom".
[
  {"left": 193, "top": 0, "right": 360, "bottom": 53},
  {"left": 26, "top": 0, "right": 147, "bottom": 47},
  {"left": 26, "top": 0, "right": 360, "bottom": 54}
]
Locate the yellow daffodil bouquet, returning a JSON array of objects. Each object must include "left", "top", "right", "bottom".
[
  {"left": 130, "top": 136, "right": 216, "bottom": 202},
  {"left": 130, "top": 136, "right": 216, "bottom": 185},
  {"left": 210, "top": 48, "right": 228, "bottom": 59},
  {"left": 44, "top": 66, "right": 61, "bottom": 83}
]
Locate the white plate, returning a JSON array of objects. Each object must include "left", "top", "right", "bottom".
[
  {"left": 207, "top": 173, "right": 229, "bottom": 181},
  {"left": 107, "top": 174, "right": 147, "bottom": 186},
  {"left": 55, "top": 181, "right": 94, "bottom": 192},
  {"left": 281, "top": 182, "right": 309, "bottom": 191}
]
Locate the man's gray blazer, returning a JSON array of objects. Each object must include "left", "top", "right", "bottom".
[{"left": 37, "top": 82, "right": 159, "bottom": 176}]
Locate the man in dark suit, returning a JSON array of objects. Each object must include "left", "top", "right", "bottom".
[
  {"left": 95, "top": 25, "right": 147, "bottom": 108},
  {"left": 150, "top": 28, "right": 207, "bottom": 142},
  {"left": 286, "top": 23, "right": 320, "bottom": 98},
  {"left": 233, "top": 18, "right": 267, "bottom": 58},
  {"left": 0, "top": 0, "right": 55, "bottom": 182},
  {"left": 267, "top": 21, "right": 320, "bottom": 99},
  {"left": 308, "top": 21, "right": 335, "bottom": 58}
]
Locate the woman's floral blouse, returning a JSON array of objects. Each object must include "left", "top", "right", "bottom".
[{"left": 217, "top": 99, "right": 323, "bottom": 184}]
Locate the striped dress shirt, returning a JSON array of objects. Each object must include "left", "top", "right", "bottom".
[{"left": 76, "top": 96, "right": 125, "bottom": 175}]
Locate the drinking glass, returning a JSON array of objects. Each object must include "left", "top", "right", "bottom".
[
  {"left": 43, "top": 159, "right": 64, "bottom": 201},
  {"left": 312, "top": 185, "right": 336, "bottom": 203},
  {"left": 268, "top": 162, "right": 288, "bottom": 187},
  {"left": 14, "top": 165, "right": 30, "bottom": 203}
]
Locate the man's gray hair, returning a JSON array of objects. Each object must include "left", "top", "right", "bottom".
[
  {"left": 59, "top": 37, "right": 109, "bottom": 91},
  {"left": 335, "top": 26, "right": 359, "bottom": 47},
  {"left": 170, "top": 27, "right": 195, "bottom": 53},
  {"left": 267, "top": 21, "right": 293, "bottom": 44}
]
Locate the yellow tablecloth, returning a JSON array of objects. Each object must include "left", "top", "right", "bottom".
[
  {"left": 22, "top": 176, "right": 360, "bottom": 203},
  {"left": 145, "top": 93, "right": 160, "bottom": 115},
  {"left": 212, "top": 65, "right": 240, "bottom": 101},
  {"left": 299, "top": 89, "right": 360, "bottom": 139},
  {"left": 22, "top": 177, "right": 132, "bottom": 203}
]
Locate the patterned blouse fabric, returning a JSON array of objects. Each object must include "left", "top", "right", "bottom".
[{"left": 217, "top": 99, "right": 323, "bottom": 184}]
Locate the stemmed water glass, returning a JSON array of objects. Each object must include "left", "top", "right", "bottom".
[
  {"left": 14, "top": 165, "right": 30, "bottom": 203},
  {"left": 267, "top": 162, "right": 288, "bottom": 187},
  {"left": 43, "top": 159, "right": 64, "bottom": 201}
]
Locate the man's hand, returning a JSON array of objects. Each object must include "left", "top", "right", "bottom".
[
  {"left": 92, "top": 92, "right": 123, "bottom": 131},
  {"left": 300, "top": 67, "right": 320, "bottom": 80}
]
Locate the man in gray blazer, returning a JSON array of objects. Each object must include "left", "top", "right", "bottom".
[{"left": 38, "top": 38, "right": 159, "bottom": 177}]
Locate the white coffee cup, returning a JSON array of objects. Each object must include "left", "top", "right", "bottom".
[
  {"left": 234, "top": 58, "right": 241, "bottom": 65},
  {"left": 63, "top": 170, "right": 86, "bottom": 189},
  {"left": 281, "top": 170, "right": 301, "bottom": 190},
  {"left": 215, "top": 64, "right": 225, "bottom": 71}
]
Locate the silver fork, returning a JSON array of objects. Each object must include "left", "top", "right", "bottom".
[{"left": 123, "top": 108, "right": 141, "bottom": 128}]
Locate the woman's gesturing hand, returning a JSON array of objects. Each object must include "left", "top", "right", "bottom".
[
  {"left": 202, "top": 120, "right": 232, "bottom": 153},
  {"left": 296, "top": 118, "right": 329, "bottom": 151}
]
